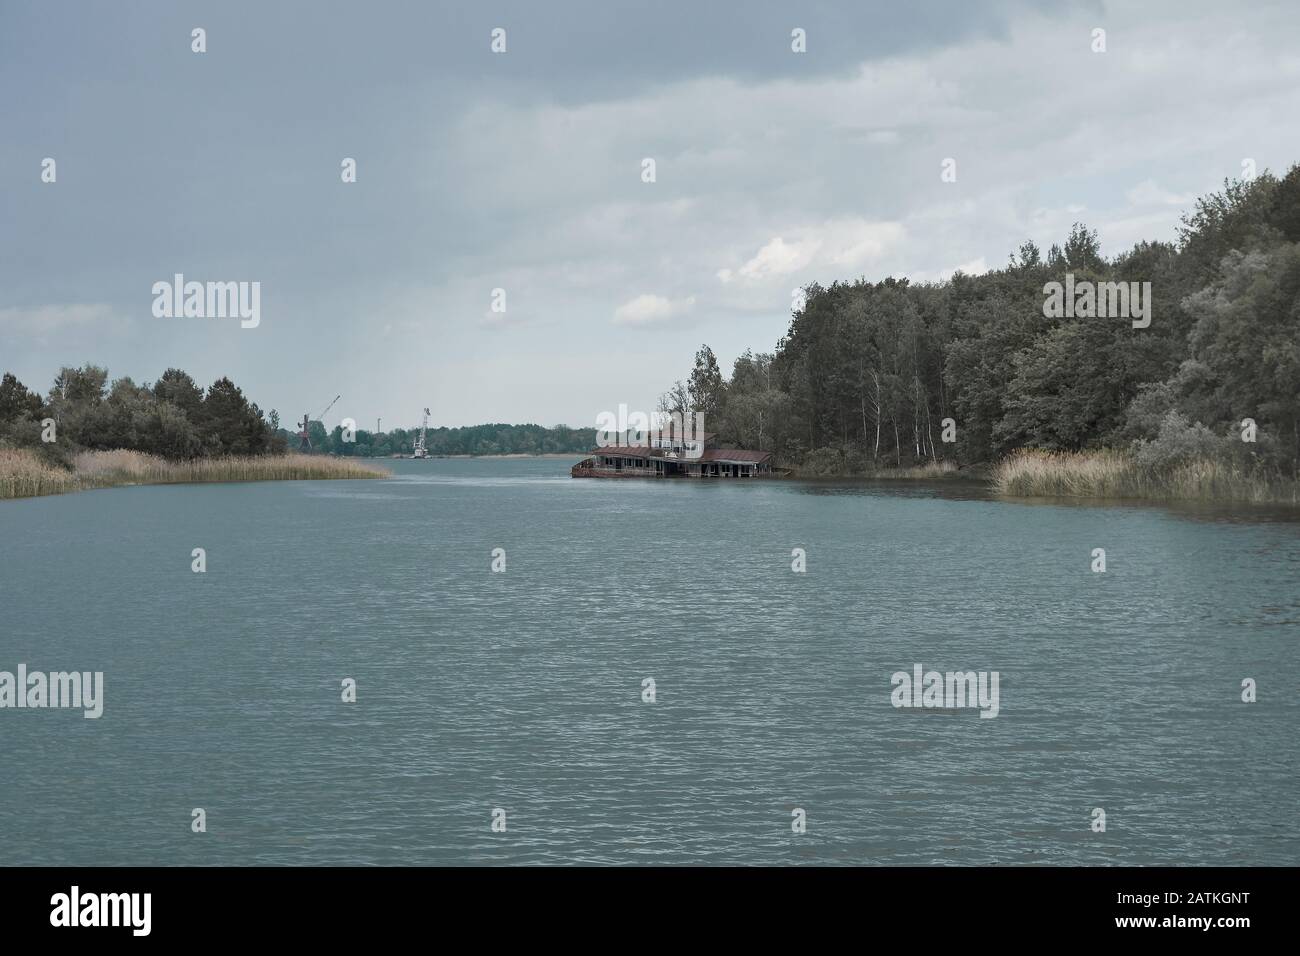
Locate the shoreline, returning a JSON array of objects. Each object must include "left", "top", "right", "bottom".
[
  {"left": 993, "top": 448, "right": 1300, "bottom": 506},
  {"left": 1, "top": 449, "right": 387, "bottom": 501},
  {"left": 776, "top": 448, "right": 1300, "bottom": 506},
  {"left": 787, "top": 462, "right": 985, "bottom": 482},
  {"left": 6, "top": 446, "right": 1298, "bottom": 507}
]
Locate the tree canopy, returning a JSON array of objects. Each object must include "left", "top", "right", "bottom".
[
  {"left": 663, "top": 166, "right": 1300, "bottom": 476},
  {"left": 0, "top": 365, "right": 283, "bottom": 462}
]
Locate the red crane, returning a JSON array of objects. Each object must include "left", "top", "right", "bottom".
[{"left": 298, "top": 395, "right": 340, "bottom": 452}]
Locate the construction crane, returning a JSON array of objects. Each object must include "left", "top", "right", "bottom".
[
  {"left": 411, "top": 408, "right": 431, "bottom": 459},
  {"left": 298, "top": 395, "right": 341, "bottom": 452}
]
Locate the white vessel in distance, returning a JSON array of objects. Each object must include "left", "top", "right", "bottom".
[{"left": 411, "top": 408, "right": 431, "bottom": 459}]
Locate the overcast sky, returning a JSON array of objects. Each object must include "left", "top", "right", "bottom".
[{"left": 3, "top": 0, "right": 1299, "bottom": 430}]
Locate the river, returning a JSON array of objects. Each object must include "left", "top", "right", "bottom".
[{"left": 1, "top": 458, "right": 1296, "bottom": 864}]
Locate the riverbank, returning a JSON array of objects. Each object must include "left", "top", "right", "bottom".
[
  {"left": 788, "top": 460, "right": 968, "bottom": 481},
  {"left": 993, "top": 448, "right": 1300, "bottom": 504},
  {"left": 779, "top": 448, "right": 1299, "bottom": 505},
  {"left": 0, "top": 448, "right": 388, "bottom": 500}
]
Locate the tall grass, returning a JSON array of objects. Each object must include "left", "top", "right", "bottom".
[
  {"left": 993, "top": 448, "right": 1300, "bottom": 504},
  {"left": 1, "top": 448, "right": 387, "bottom": 500},
  {"left": 792, "top": 457, "right": 962, "bottom": 479},
  {"left": 0, "top": 448, "right": 81, "bottom": 499},
  {"left": 885, "top": 460, "right": 960, "bottom": 479}
]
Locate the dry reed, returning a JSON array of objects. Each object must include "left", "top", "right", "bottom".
[
  {"left": 993, "top": 448, "right": 1300, "bottom": 504},
  {"left": 1, "top": 448, "right": 387, "bottom": 500}
]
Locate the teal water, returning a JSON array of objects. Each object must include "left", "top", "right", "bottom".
[{"left": 1, "top": 458, "right": 1297, "bottom": 865}]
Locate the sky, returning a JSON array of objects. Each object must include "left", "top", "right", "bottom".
[{"left": 2, "top": 0, "right": 1299, "bottom": 431}]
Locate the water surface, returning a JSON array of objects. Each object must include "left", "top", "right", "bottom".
[{"left": 1, "top": 458, "right": 1296, "bottom": 865}]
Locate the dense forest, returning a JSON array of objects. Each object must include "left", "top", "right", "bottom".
[
  {"left": 661, "top": 166, "right": 1300, "bottom": 477},
  {"left": 0, "top": 366, "right": 593, "bottom": 461},
  {"left": 0, "top": 366, "right": 282, "bottom": 463}
]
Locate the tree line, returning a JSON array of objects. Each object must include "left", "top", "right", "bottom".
[
  {"left": 0, "top": 366, "right": 595, "bottom": 462},
  {"left": 311, "top": 422, "right": 594, "bottom": 457},
  {"left": 0, "top": 366, "right": 282, "bottom": 463},
  {"left": 662, "top": 165, "right": 1300, "bottom": 476}
]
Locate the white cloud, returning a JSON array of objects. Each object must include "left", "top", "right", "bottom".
[
  {"left": 825, "top": 220, "right": 908, "bottom": 269},
  {"left": 728, "top": 219, "right": 905, "bottom": 284},
  {"left": 951, "top": 257, "right": 989, "bottom": 277},
  {"left": 737, "top": 236, "right": 821, "bottom": 281},
  {"left": 612, "top": 293, "right": 696, "bottom": 326}
]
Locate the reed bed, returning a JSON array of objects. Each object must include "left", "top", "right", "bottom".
[
  {"left": 884, "top": 460, "right": 960, "bottom": 479},
  {"left": 792, "top": 457, "right": 962, "bottom": 479},
  {"left": 846, "top": 460, "right": 962, "bottom": 479},
  {"left": 993, "top": 448, "right": 1300, "bottom": 504},
  {"left": 1, "top": 448, "right": 387, "bottom": 500},
  {"left": 0, "top": 448, "right": 82, "bottom": 499}
]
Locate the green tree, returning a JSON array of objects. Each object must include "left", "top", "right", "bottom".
[
  {"left": 687, "top": 345, "right": 725, "bottom": 422},
  {"left": 153, "top": 368, "right": 204, "bottom": 419},
  {"left": 1269, "top": 163, "right": 1300, "bottom": 242},
  {"left": 50, "top": 364, "right": 108, "bottom": 405},
  {"left": 0, "top": 372, "right": 43, "bottom": 426},
  {"left": 199, "top": 377, "right": 270, "bottom": 456}
]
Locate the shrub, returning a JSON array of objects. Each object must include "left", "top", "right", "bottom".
[
  {"left": 801, "top": 446, "right": 845, "bottom": 476},
  {"left": 1131, "top": 411, "right": 1234, "bottom": 470}
]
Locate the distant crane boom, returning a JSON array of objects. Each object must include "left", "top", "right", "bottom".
[
  {"left": 316, "top": 395, "right": 341, "bottom": 421},
  {"left": 412, "top": 407, "right": 431, "bottom": 459},
  {"left": 298, "top": 394, "right": 342, "bottom": 452}
]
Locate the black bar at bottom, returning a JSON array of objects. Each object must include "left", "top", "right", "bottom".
[{"left": 0, "top": 866, "right": 1280, "bottom": 941}]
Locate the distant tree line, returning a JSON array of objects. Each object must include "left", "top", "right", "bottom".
[
  {"left": 0, "top": 366, "right": 283, "bottom": 463},
  {"left": 661, "top": 165, "right": 1300, "bottom": 476},
  {"left": 309, "top": 422, "right": 595, "bottom": 457},
  {"left": 0, "top": 367, "right": 597, "bottom": 462}
]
